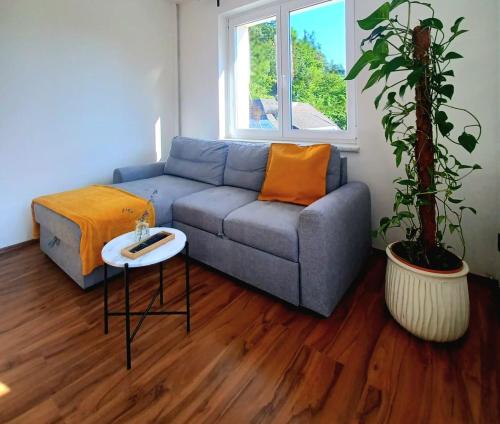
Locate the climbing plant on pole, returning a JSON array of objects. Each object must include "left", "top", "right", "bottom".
[{"left": 345, "top": 0, "right": 481, "bottom": 269}]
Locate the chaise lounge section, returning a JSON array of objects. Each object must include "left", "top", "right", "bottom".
[{"left": 34, "top": 136, "right": 371, "bottom": 317}]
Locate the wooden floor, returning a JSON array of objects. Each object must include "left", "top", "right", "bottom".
[{"left": 0, "top": 244, "right": 498, "bottom": 424}]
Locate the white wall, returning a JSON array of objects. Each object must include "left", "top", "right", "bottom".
[
  {"left": 178, "top": 0, "right": 500, "bottom": 279},
  {"left": 497, "top": 2, "right": 500, "bottom": 281},
  {"left": 0, "top": 0, "right": 178, "bottom": 248}
]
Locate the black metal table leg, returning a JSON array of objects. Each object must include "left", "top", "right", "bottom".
[
  {"left": 105, "top": 236, "right": 192, "bottom": 370},
  {"left": 124, "top": 263, "right": 131, "bottom": 370},
  {"left": 159, "top": 261, "right": 164, "bottom": 306},
  {"left": 104, "top": 262, "right": 109, "bottom": 334},
  {"left": 185, "top": 242, "right": 191, "bottom": 333}
]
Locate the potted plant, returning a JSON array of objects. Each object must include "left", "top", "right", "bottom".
[
  {"left": 345, "top": 0, "right": 481, "bottom": 341},
  {"left": 123, "top": 190, "right": 158, "bottom": 242}
]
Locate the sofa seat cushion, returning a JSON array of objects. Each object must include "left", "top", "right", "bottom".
[
  {"left": 114, "top": 175, "right": 213, "bottom": 225},
  {"left": 223, "top": 200, "right": 304, "bottom": 261},
  {"left": 173, "top": 186, "right": 258, "bottom": 236}
]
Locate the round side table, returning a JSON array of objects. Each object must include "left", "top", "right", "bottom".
[{"left": 101, "top": 227, "right": 190, "bottom": 369}]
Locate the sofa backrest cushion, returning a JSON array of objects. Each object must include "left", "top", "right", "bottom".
[
  {"left": 340, "top": 156, "right": 348, "bottom": 186},
  {"left": 164, "top": 136, "right": 228, "bottom": 186},
  {"left": 326, "top": 145, "right": 343, "bottom": 192},
  {"left": 224, "top": 142, "right": 269, "bottom": 191}
]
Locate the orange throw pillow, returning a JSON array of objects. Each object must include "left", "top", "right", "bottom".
[{"left": 258, "top": 143, "right": 331, "bottom": 206}]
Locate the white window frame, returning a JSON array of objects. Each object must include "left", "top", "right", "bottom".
[{"left": 224, "top": 0, "right": 357, "bottom": 144}]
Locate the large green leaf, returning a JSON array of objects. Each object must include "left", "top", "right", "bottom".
[
  {"left": 390, "top": 0, "right": 407, "bottom": 10},
  {"left": 421, "top": 17, "right": 443, "bottom": 30},
  {"left": 451, "top": 17, "right": 465, "bottom": 33},
  {"left": 394, "top": 145, "right": 405, "bottom": 166},
  {"left": 363, "top": 69, "right": 384, "bottom": 91},
  {"left": 435, "top": 110, "right": 454, "bottom": 136},
  {"left": 438, "top": 121, "right": 454, "bottom": 136},
  {"left": 373, "top": 39, "right": 389, "bottom": 57},
  {"left": 439, "top": 84, "right": 455, "bottom": 99},
  {"left": 361, "top": 25, "right": 388, "bottom": 47},
  {"left": 345, "top": 50, "right": 376, "bottom": 80},
  {"left": 432, "top": 43, "right": 445, "bottom": 56},
  {"left": 435, "top": 110, "right": 448, "bottom": 124},
  {"left": 407, "top": 67, "right": 423, "bottom": 87},
  {"left": 458, "top": 132, "right": 478, "bottom": 153},
  {"left": 384, "top": 56, "right": 407, "bottom": 73},
  {"left": 399, "top": 83, "right": 407, "bottom": 98},
  {"left": 357, "top": 2, "right": 391, "bottom": 30},
  {"left": 443, "top": 51, "right": 463, "bottom": 60},
  {"left": 460, "top": 206, "right": 477, "bottom": 214},
  {"left": 398, "top": 211, "right": 415, "bottom": 219},
  {"left": 449, "top": 29, "right": 468, "bottom": 43},
  {"left": 374, "top": 88, "right": 386, "bottom": 109},
  {"left": 397, "top": 179, "right": 417, "bottom": 186},
  {"left": 386, "top": 91, "right": 397, "bottom": 107}
]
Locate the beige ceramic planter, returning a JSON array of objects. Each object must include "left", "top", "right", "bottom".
[{"left": 385, "top": 243, "right": 470, "bottom": 342}]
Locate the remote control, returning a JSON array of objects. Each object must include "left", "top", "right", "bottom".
[{"left": 130, "top": 232, "right": 169, "bottom": 253}]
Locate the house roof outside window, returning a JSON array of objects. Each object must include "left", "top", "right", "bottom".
[{"left": 250, "top": 98, "right": 340, "bottom": 130}]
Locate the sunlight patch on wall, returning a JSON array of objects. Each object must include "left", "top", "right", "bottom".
[{"left": 155, "top": 117, "right": 162, "bottom": 161}]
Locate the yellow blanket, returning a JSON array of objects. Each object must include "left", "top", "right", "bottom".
[{"left": 32, "top": 185, "right": 155, "bottom": 275}]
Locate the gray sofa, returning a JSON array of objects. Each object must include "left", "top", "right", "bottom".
[{"left": 34, "top": 136, "right": 371, "bottom": 317}]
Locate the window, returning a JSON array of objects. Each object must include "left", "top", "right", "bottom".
[
  {"left": 226, "top": 0, "right": 355, "bottom": 142},
  {"left": 234, "top": 16, "right": 278, "bottom": 130}
]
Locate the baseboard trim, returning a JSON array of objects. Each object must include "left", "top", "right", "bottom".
[
  {"left": 1, "top": 242, "right": 497, "bottom": 284},
  {"left": 0, "top": 239, "right": 37, "bottom": 255}
]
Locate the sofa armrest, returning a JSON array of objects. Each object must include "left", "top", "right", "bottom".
[
  {"left": 112, "top": 162, "right": 166, "bottom": 184},
  {"left": 298, "top": 182, "right": 371, "bottom": 316}
]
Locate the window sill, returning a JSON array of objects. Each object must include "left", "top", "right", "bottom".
[{"left": 222, "top": 138, "right": 360, "bottom": 153}]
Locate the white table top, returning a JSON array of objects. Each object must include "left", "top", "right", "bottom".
[{"left": 101, "top": 227, "right": 187, "bottom": 268}]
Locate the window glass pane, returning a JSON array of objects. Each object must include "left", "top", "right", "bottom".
[
  {"left": 234, "top": 17, "right": 278, "bottom": 130},
  {"left": 290, "top": 1, "right": 347, "bottom": 131}
]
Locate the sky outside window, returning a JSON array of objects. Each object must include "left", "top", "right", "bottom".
[
  {"left": 290, "top": 0, "right": 348, "bottom": 130},
  {"left": 291, "top": 0, "right": 346, "bottom": 73}
]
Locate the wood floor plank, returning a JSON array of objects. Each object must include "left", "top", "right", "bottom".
[
  {"left": 0, "top": 244, "right": 497, "bottom": 423},
  {"left": 5, "top": 398, "right": 63, "bottom": 424}
]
